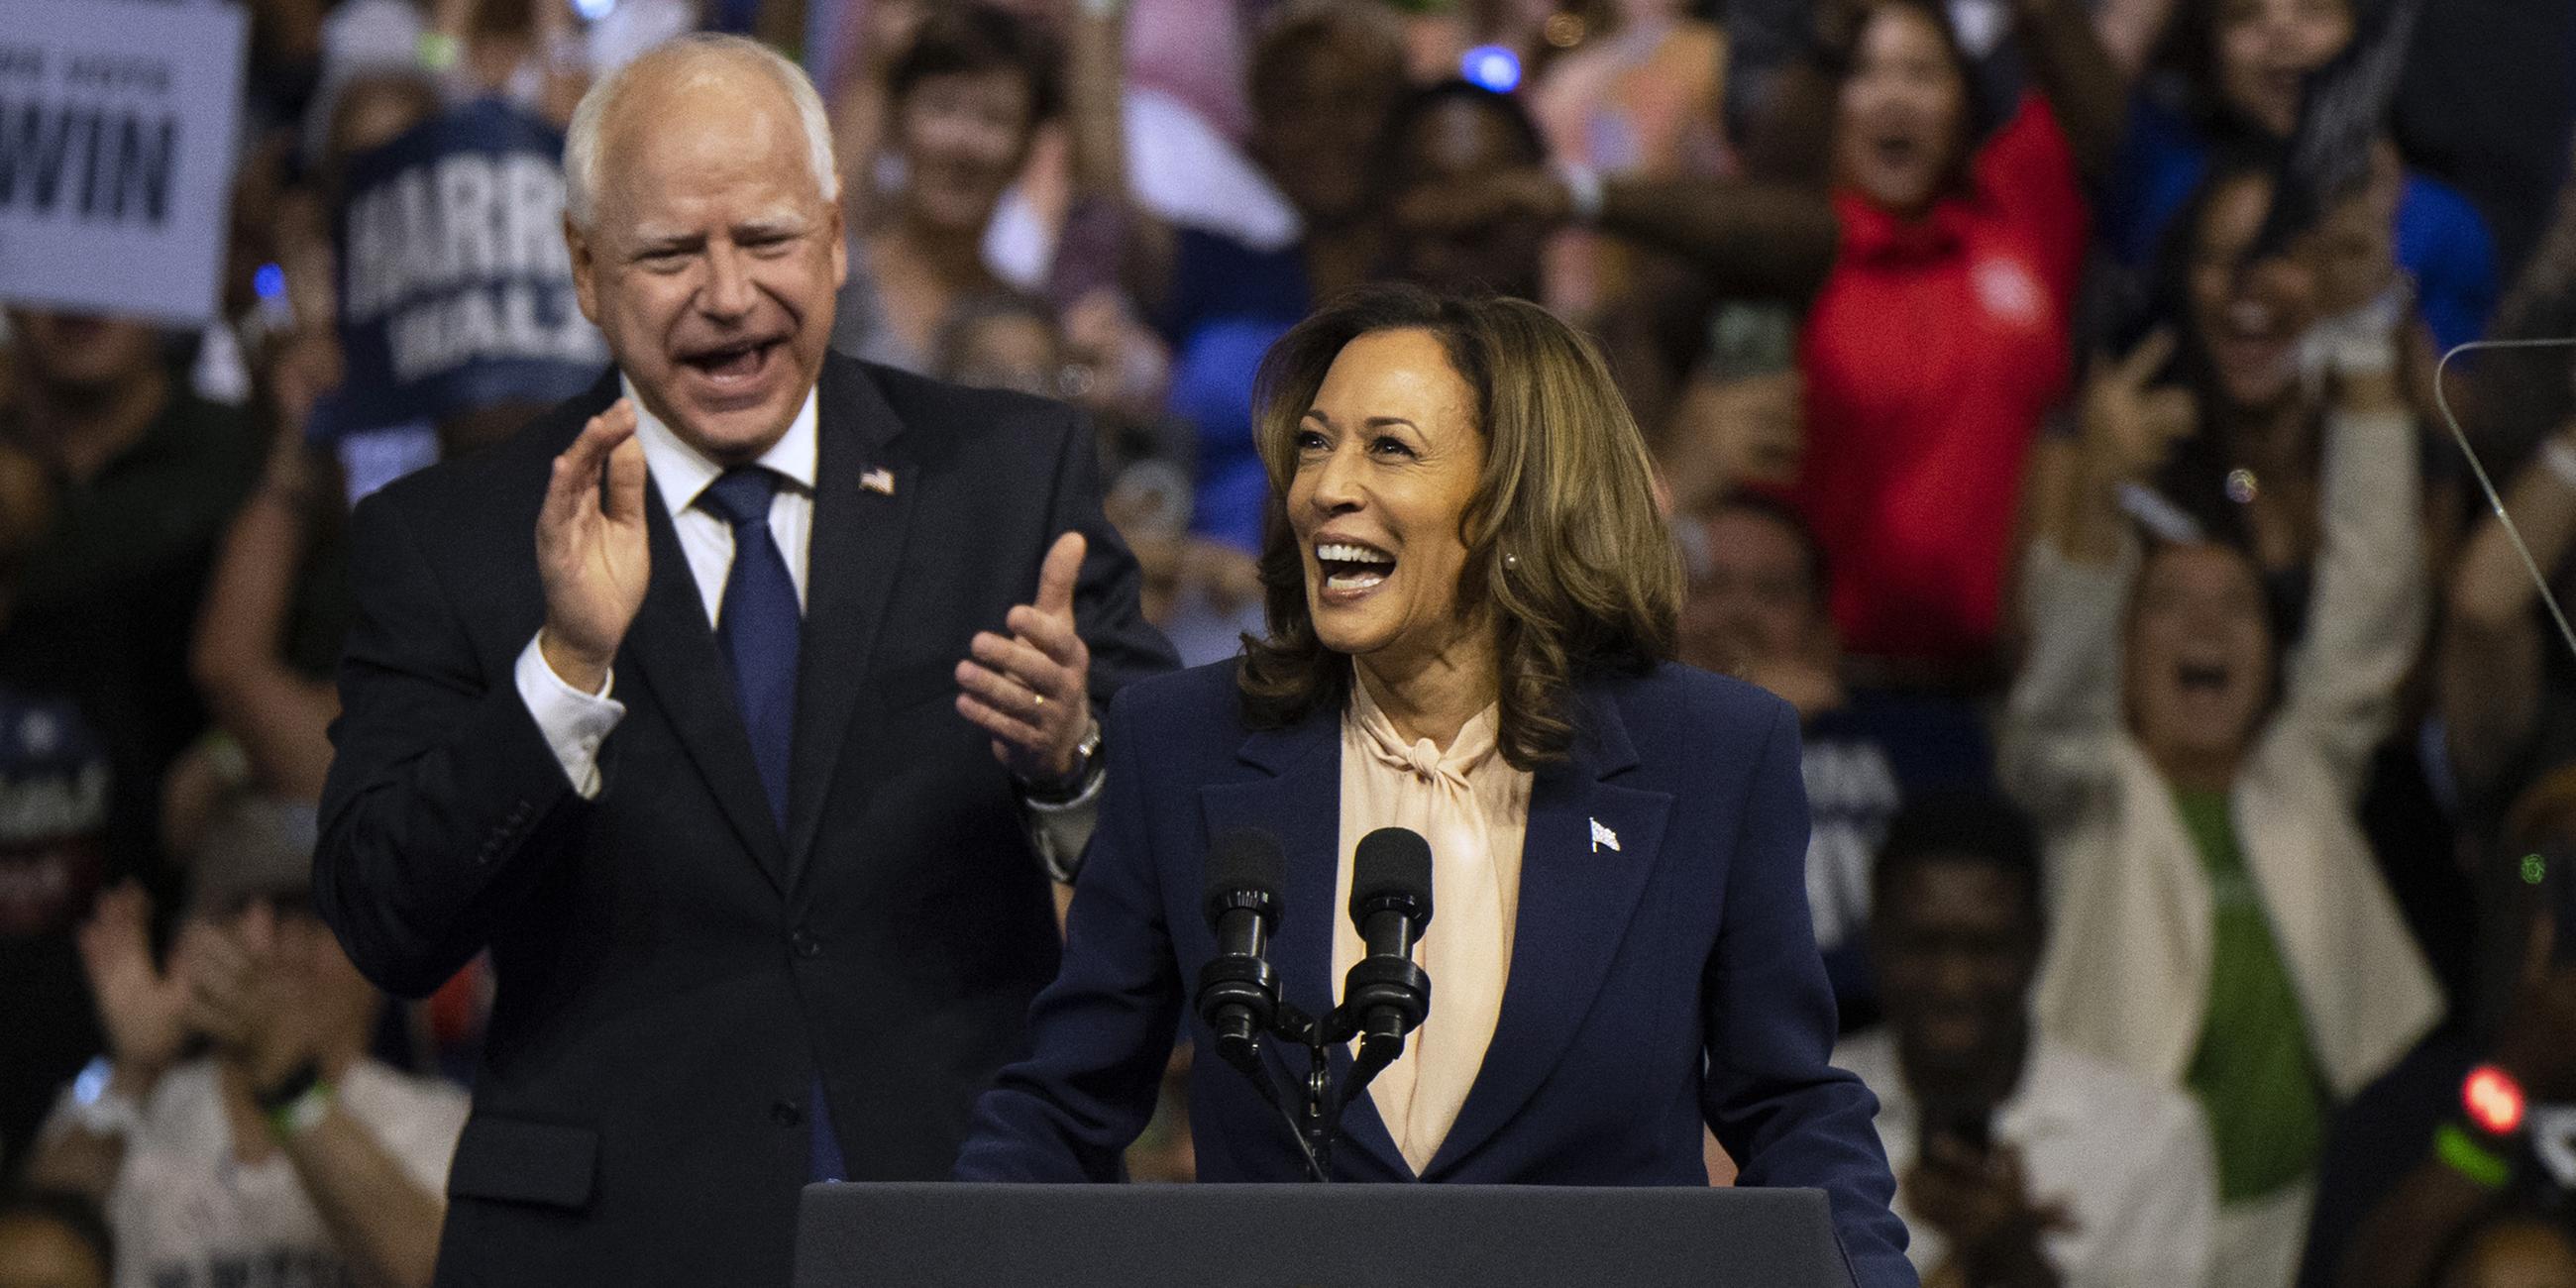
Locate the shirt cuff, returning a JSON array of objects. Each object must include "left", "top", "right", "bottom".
[
  {"left": 1020, "top": 763, "right": 1105, "bottom": 883},
  {"left": 514, "top": 634, "right": 626, "bottom": 800}
]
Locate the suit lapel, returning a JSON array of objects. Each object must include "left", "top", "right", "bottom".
[
  {"left": 786, "top": 363, "right": 916, "bottom": 890},
  {"left": 620, "top": 479, "right": 793, "bottom": 896},
  {"left": 1198, "top": 708, "right": 1412, "bottom": 1182},
  {"left": 1424, "top": 684, "right": 1672, "bottom": 1178}
]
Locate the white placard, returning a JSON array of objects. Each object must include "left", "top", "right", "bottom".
[{"left": 0, "top": 0, "right": 249, "bottom": 326}]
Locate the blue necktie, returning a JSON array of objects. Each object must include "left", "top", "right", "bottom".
[
  {"left": 696, "top": 468, "right": 800, "bottom": 828},
  {"left": 695, "top": 468, "right": 846, "bottom": 1182}
]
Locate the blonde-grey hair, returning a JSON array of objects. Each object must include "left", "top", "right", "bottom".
[{"left": 562, "top": 33, "right": 838, "bottom": 229}]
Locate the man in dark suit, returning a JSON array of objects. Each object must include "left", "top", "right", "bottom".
[{"left": 312, "top": 34, "right": 1173, "bottom": 1285}]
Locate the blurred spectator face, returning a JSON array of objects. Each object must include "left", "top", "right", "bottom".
[
  {"left": 2125, "top": 542, "right": 2276, "bottom": 775},
  {"left": 942, "top": 304, "right": 1064, "bottom": 397},
  {"left": 1874, "top": 852, "right": 2040, "bottom": 1089},
  {"left": 2188, "top": 172, "right": 2321, "bottom": 411},
  {"left": 893, "top": 68, "right": 1038, "bottom": 235},
  {"left": 5, "top": 311, "right": 161, "bottom": 399},
  {"left": 1677, "top": 506, "right": 1826, "bottom": 674},
  {"left": 568, "top": 54, "right": 847, "bottom": 464},
  {"left": 1832, "top": 4, "right": 1971, "bottom": 217},
  {"left": 0, "top": 1209, "right": 107, "bottom": 1288},
  {"left": 2211, "top": 0, "right": 2354, "bottom": 139},
  {"left": 1391, "top": 96, "right": 1547, "bottom": 298},
  {"left": 2439, "top": 1218, "right": 2576, "bottom": 1288},
  {"left": 1252, "top": 37, "right": 1402, "bottom": 227}
]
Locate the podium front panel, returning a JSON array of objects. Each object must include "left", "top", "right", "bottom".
[{"left": 795, "top": 1182, "right": 1859, "bottom": 1287}]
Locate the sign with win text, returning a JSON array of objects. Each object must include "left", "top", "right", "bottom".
[{"left": 0, "top": 0, "right": 248, "bottom": 326}]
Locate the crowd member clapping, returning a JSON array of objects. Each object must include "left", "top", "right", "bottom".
[
  {"left": 2004, "top": 231, "right": 2439, "bottom": 1284},
  {"left": 24, "top": 792, "right": 465, "bottom": 1288},
  {"left": 0, "top": 315, "right": 262, "bottom": 1161},
  {"left": 1837, "top": 794, "right": 2217, "bottom": 1288}
]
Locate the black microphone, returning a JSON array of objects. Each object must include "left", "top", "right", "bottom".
[
  {"left": 1195, "top": 829, "right": 1286, "bottom": 1069},
  {"left": 1343, "top": 826, "right": 1435, "bottom": 1048}
]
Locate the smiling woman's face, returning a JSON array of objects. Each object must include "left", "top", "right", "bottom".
[
  {"left": 1285, "top": 329, "right": 1489, "bottom": 671},
  {"left": 2125, "top": 542, "right": 2275, "bottom": 773}
]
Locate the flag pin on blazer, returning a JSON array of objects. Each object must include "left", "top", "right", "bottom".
[
  {"left": 860, "top": 467, "right": 896, "bottom": 496},
  {"left": 1590, "top": 818, "right": 1620, "bottom": 853}
]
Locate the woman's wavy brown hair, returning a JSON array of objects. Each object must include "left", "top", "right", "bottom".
[{"left": 1236, "top": 285, "right": 1681, "bottom": 769}]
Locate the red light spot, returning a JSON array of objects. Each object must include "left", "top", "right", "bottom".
[{"left": 2465, "top": 1065, "right": 2525, "bottom": 1135}]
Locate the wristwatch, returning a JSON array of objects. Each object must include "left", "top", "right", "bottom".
[{"left": 1020, "top": 717, "right": 1104, "bottom": 805}]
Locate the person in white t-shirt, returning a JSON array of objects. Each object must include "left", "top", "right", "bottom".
[
  {"left": 1837, "top": 793, "right": 2217, "bottom": 1288},
  {"left": 24, "top": 793, "right": 467, "bottom": 1288}
]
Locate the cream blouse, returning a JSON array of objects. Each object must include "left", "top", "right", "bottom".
[{"left": 1334, "top": 673, "right": 1533, "bottom": 1175}]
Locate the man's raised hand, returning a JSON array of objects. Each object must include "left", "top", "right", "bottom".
[
  {"left": 957, "top": 531, "right": 1095, "bottom": 787},
  {"left": 537, "top": 398, "right": 650, "bottom": 694}
]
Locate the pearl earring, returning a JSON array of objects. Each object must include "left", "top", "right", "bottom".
[{"left": 1502, "top": 552, "right": 1520, "bottom": 572}]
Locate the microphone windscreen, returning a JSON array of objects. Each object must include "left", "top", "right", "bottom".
[
  {"left": 1203, "top": 828, "right": 1286, "bottom": 926},
  {"left": 1350, "top": 827, "right": 1434, "bottom": 923}
]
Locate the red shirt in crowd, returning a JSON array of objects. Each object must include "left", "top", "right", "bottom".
[{"left": 1794, "top": 95, "right": 2088, "bottom": 670}]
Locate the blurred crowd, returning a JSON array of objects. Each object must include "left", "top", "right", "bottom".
[{"left": 3, "top": 0, "right": 2576, "bottom": 1285}]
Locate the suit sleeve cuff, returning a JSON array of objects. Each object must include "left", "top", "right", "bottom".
[
  {"left": 514, "top": 634, "right": 626, "bottom": 800},
  {"left": 1020, "top": 763, "right": 1105, "bottom": 883}
]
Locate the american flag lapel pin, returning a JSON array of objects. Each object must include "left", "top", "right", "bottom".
[
  {"left": 860, "top": 467, "right": 897, "bottom": 496},
  {"left": 1589, "top": 817, "right": 1620, "bottom": 853}
]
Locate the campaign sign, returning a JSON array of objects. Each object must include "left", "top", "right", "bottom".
[
  {"left": 333, "top": 98, "right": 606, "bottom": 430},
  {"left": 0, "top": 0, "right": 248, "bottom": 326}
]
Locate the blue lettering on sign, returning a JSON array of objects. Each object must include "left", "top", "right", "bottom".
[{"left": 0, "top": 96, "right": 176, "bottom": 224}]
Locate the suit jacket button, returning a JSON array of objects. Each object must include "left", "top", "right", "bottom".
[
  {"left": 790, "top": 929, "right": 821, "bottom": 959},
  {"left": 771, "top": 1100, "right": 803, "bottom": 1127}
]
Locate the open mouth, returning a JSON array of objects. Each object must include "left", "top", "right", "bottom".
[
  {"left": 679, "top": 336, "right": 786, "bottom": 390},
  {"left": 2175, "top": 661, "right": 2232, "bottom": 694},
  {"left": 2211, "top": 297, "right": 2291, "bottom": 380},
  {"left": 1869, "top": 132, "right": 1925, "bottom": 174},
  {"left": 1315, "top": 540, "right": 1395, "bottom": 594}
]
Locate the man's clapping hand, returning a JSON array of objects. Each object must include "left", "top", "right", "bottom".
[{"left": 536, "top": 398, "right": 650, "bottom": 695}]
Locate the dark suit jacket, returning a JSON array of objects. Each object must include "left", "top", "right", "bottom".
[
  {"left": 315, "top": 355, "right": 1176, "bottom": 1286},
  {"left": 956, "top": 660, "right": 1916, "bottom": 1288}
]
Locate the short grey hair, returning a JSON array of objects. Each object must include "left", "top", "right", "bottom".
[{"left": 563, "top": 33, "right": 839, "bottom": 229}]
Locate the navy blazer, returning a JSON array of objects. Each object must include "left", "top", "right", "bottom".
[
  {"left": 957, "top": 659, "right": 1915, "bottom": 1287},
  {"left": 317, "top": 357, "right": 1175, "bottom": 1285}
]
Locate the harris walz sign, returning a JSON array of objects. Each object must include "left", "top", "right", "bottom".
[{"left": 334, "top": 97, "right": 606, "bottom": 429}]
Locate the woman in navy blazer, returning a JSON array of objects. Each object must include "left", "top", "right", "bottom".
[{"left": 956, "top": 287, "right": 1912, "bottom": 1286}]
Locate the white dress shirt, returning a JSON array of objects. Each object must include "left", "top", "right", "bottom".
[
  {"left": 511, "top": 381, "right": 1098, "bottom": 866},
  {"left": 514, "top": 380, "right": 818, "bottom": 797},
  {"left": 1837, "top": 1028, "right": 2218, "bottom": 1288}
]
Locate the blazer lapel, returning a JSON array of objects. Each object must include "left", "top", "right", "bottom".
[
  {"left": 786, "top": 362, "right": 916, "bottom": 890},
  {"left": 620, "top": 478, "right": 793, "bottom": 896},
  {"left": 1423, "top": 684, "right": 1673, "bottom": 1178},
  {"left": 1198, "top": 710, "right": 1412, "bottom": 1182}
]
